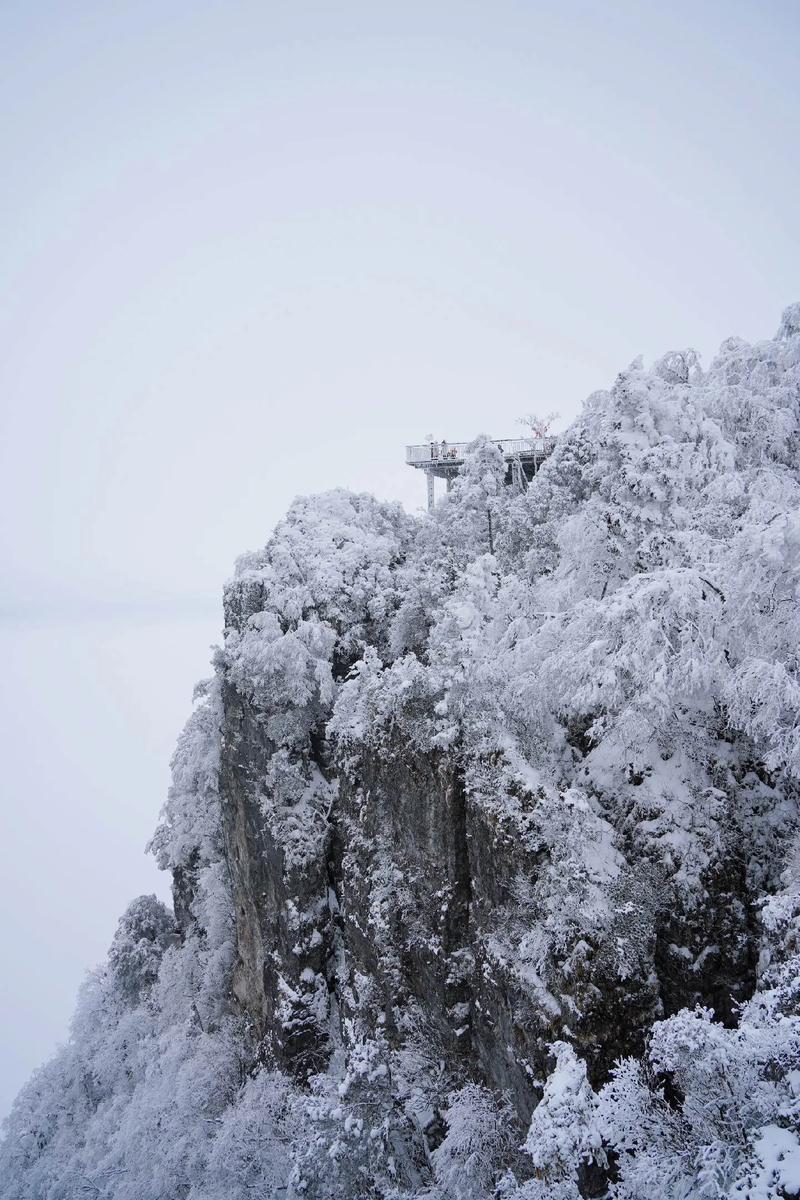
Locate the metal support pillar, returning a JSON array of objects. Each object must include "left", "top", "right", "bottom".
[
  {"left": 446, "top": 475, "right": 453, "bottom": 495},
  {"left": 426, "top": 469, "right": 435, "bottom": 511}
]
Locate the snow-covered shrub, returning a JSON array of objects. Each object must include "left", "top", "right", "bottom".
[{"left": 431, "top": 1083, "right": 517, "bottom": 1200}]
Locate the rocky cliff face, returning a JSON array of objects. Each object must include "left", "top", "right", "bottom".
[
  {"left": 215, "top": 584, "right": 762, "bottom": 1135},
  {"left": 3, "top": 309, "right": 800, "bottom": 1200}
]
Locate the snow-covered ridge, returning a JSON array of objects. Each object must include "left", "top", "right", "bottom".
[{"left": 2, "top": 307, "right": 800, "bottom": 1199}]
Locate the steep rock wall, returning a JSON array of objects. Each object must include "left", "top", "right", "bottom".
[{"left": 216, "top": 661, "right": 757, "bottom": 1121}]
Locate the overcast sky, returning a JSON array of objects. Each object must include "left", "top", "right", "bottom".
[{"left": 1, "top": 0, "right": 799, "bottom": 1118}]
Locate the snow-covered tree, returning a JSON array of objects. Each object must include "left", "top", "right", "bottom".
[{"left": 431, "top": 1084, "right": 517, "bottom": 1200}]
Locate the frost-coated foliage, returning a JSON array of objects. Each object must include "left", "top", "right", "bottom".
[
  {"left": 596, "top": 924, "right": 800, "bottom": 1199},
  {"left": 0, "top": 681, "right": 245, "bottom": 1200},
  {"left": 3, "top": 308, "right": 800, "bottom": 1198}
]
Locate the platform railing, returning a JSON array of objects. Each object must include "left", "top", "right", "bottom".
[{"left": 405, "top": 436, "right": 555, "bottom": 465}]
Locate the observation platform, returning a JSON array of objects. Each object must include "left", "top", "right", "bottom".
[{"left": 405, "top": 437, "right": 556, "bottom": 509}]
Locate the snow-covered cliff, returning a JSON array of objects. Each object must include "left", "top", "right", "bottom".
[{"left": 4, "top": 308, "right": 800, "bottom": 1200}]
